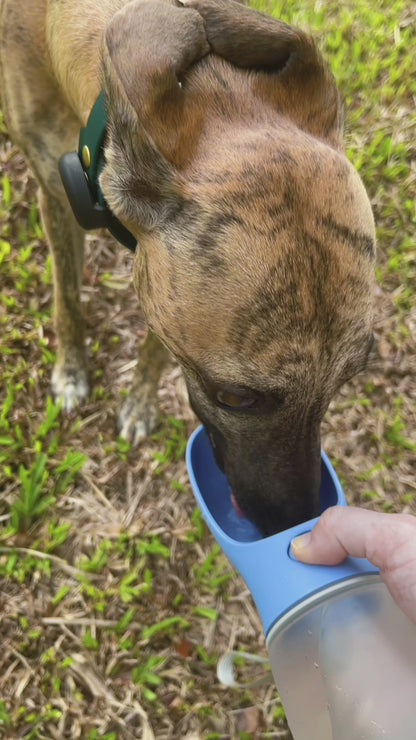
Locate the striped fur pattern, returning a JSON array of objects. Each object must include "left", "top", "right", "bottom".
[{"left": 0, "top": 0, "right": 375, "bottom": 533}]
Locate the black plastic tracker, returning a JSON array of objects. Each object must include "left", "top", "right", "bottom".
[{"left": 59, "top": 91, "right": 137, "bottom": 252}]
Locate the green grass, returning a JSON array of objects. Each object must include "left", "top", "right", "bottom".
[{"left": 0, "top": 0, "right": 415, "bottom": 737}]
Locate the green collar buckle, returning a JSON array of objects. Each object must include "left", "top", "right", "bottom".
[{"left": 59, "top": 91, "right": 136, "bottom": 252}]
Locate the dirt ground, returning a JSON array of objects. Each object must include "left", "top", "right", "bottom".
[{"left": 0, "top": 1, "right": 415, "bottom": 738}]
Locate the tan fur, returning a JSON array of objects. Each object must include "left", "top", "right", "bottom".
[{"left": 0, "top": 0, "right": 376, "bottom": 534}]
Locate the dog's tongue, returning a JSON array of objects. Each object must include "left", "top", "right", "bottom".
[{"left": 231, "top": 492, "right": 244, "bottom": 518}]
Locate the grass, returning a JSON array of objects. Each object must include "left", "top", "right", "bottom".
[{"left": 0, "top": 0, "right": 415, "bottom": 737}]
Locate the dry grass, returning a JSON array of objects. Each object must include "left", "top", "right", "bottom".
[{"left": 0, "top": 0, "right": 415, "bottom": 738}]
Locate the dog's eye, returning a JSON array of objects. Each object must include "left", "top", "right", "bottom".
[{"left": 215, "top": 389, "right": 258, "bottom": 410}]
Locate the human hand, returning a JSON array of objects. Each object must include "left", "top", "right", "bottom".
[{"left": 291, "top": 506, "right": 416, "bottom": 624}]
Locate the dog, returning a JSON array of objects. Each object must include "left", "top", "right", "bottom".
[{"left": 0, "top": 0, "right": 376, "bottom": 535}]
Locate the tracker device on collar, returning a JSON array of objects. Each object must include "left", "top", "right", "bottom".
[{"left": 59, "top": 91, "right": 137, "bottom": 252}]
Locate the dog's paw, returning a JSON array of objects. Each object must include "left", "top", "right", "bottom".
[
  {"left": 51, "top": 363, "right": 89, "bottom": 412},
  {"left": 117, "top": 389, "right": 159, "bottom": 446}
]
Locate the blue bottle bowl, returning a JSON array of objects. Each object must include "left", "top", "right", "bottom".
[
  {"left": 186, "top": 426, "right": 377, "bottom": 635},
  {"left": 186, "top": 425, "right": 346, "bottom": 543}
]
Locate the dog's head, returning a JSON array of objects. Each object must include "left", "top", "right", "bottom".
[{"left": 100, "top": 0, "right": 375, "bottom": 535}]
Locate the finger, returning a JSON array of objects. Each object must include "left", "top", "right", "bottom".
[
  {"left": 291, "top": 507, "right": 369, "bottom": 564},
  {"left": 291, "top": 507, "right": 416, "bottom": 623},
  {"left": 290, "top": 506, "right": 415, "bottom": 567}
]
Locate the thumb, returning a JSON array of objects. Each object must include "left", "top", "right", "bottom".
[
  {"left": 290, "top": 506, "right": 357, "bottom": 565},
  {"left": 290, "top": 506, "right": 416, "bottom": 624},
  {"left": 291, "top": 506, "right": 416, "bottom": 568}
]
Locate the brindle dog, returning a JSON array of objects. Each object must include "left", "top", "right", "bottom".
[{"left": 0, "top": 0, "right": 375, "bottom": 534}]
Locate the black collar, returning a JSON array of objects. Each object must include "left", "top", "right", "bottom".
[{"left": 59, "top": 92, "right": 136, "bottom": 252}]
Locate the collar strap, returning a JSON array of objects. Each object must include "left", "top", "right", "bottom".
[{"left": 59, "top": 92, "right": 137, "bottom": 252}]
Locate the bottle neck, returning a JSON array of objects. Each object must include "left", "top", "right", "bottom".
[{"left": 266, "top": 572, "right": 381, "bottom": 645}]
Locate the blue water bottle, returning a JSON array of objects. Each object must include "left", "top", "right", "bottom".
[{"left": 186, "top": 426, "right": 416, "bottom": 740}]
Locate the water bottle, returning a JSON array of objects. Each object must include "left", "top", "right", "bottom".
[{"left": 186, "top": 426, "right": 416, "bottom": 739}]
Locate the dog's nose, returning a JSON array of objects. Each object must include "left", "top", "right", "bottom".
[
  {"left": 231, "top": 462, "right": 322, "bottom": 537},
  {"left": 255, "top": 491, "right": 320, "bottom": 536}
]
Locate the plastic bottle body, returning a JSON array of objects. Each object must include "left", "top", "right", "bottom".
[{"left": 266, "top": 575, "right": 416, "bottom": 739}]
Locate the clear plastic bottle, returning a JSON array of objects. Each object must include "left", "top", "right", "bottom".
[{"left": 267, "top": 576, "right": 416, "bottom": 739}]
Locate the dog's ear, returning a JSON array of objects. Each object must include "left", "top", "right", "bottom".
[
  {"left": 100, "top": 0, "right": 210, "bottom": 233},
  {"left": 103, "top": 0, "right": 209, "bottom": 114},
  {"left": 181, "top": 0, "right": 343, "bottom": 147},
  {"left": 180, "top": 0, "right": 303, "bottom": 70}
]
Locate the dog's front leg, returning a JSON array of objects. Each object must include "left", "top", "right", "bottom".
[
  {"left": 39, "top": 189, "right": 88, "bottom": 411},
  {"left": 0, "top": 0, "right": 89, "bottom": 413},
  {"left": 118, "top": 331, "right": 170, "bottom": 445}
]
